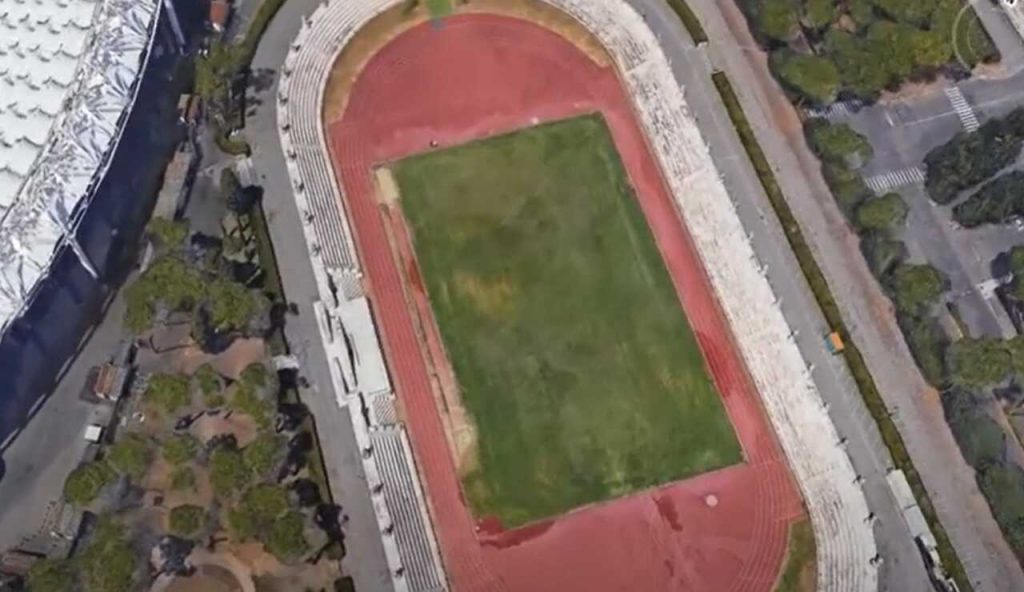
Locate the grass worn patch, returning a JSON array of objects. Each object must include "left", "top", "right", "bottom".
[
  {"left": 775, "top": 519, "right": 816, "bottom": 592},
  {"left": 425, "top": 0, "right": 451, "bottom": 18},
  {"left": 392, "top": 114, "right": 740, "bottom": 528}
]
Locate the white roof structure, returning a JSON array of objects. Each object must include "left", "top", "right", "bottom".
[{"left": 0, "top": 0, "right": 161, "bottom": 330}]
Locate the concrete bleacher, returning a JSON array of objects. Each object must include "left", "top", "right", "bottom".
[{"left": 278, "top": 0, "right": 880, "bottom": 591}]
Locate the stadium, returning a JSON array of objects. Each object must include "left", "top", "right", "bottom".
[
  {"left": 279, "top": 1, "right": 878, "bottom": 591},
  {"left": 0, "top": 0, "right": 205, "bottom": 442}
]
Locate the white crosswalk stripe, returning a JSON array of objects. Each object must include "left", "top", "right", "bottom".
[
  {"left": 944, "top": 86, "right": 980, "bottom": 133},
  {"left": 807, "top": 101, "right": 853, "bottom": 121},
  {"left": 864, "top": 166, "right": 925, "bottom": 193}
]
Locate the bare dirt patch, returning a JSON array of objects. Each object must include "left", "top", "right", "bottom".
[{"left": 373, "top": 167, "right": 400, "bottom": 205}]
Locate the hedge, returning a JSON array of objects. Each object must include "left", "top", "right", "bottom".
[
  {"left": 666, "top": 0, "right": 708, "bottom": 44},
  {"left": 711, "top": 71, "right": 972, "bottom": 592}
]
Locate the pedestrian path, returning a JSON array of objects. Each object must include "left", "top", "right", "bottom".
[
  {"left": 944, "top": 87, "right": 980, "bottom": 133},
  {"left": 864, "top": 167, "right": 925, "bottom": 194},
  {"left": 806, "top": 101, "right": 853, "bottom": 121}
]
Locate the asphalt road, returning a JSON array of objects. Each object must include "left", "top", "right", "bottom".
[
  {"left": 626, "top": 1, "right": 933, "bottom": 590},
  {"left": 828, "top": 58, "right": 1024, "bottom": 339},
  {"left": 682, "top": 0, "right": 1024, "bottom": 589},
  {"left": 246, "top": 1, "right": 395, "bottom": 590},
  {"left": 0, "top": 294, "right": 124, "bottom": 552}
]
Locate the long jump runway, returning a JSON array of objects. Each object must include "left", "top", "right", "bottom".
[{"left": 327, "top": 14, "right": 803, "bottom": 592}]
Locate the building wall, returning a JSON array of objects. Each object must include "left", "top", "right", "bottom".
[{"left": 0, "top": 0, "right": 208, "bottom": 443}]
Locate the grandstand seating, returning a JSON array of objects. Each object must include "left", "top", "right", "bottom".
[{"left": 278, "top": 0, "right": 880, "bottom": 590}]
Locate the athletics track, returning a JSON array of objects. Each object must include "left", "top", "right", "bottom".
[{"left": 327, "top": 13, "right": 804, "bottom": 592}]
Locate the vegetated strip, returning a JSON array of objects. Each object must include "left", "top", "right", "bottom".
[
  {"left": 775, "top": 518, "right": 816, "bottom": 592},
  {"left": 665, "top": 0, "right": 707, "bottom": 44},
  {"left": 710, "top": 71, "right": 972, "bottom": 592}
]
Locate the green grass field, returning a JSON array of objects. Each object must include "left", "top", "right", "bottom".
[{"left": 393, "top": 115, "right": 741, "bottom": 528}]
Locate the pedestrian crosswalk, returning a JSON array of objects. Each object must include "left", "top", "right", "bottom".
[
  {"left": 806, "top": 101, "right": 853, "bottom": 121},
  {"left": 944, "top": 86, "right": 980, "bottom": 133},
  {"left": 864, "top": 166, "right": 925, "bottom": 193}
]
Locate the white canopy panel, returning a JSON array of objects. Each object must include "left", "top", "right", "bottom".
[{"left": 0, "top": 0, "right": 161, "bottom": 330}]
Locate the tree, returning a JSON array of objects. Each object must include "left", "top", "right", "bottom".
[
  {"left": 855, "top": 193, "right": 908, "bottom": 231},
  {"left": 1009, "top": 246, "right": 1024, "bottom": 276},
  {"left": 194, "top": 363, "right": 222, "bottom": 397},
  {"left": 240, "top": 362, "right": 269, "bottom": 389},
  {"left": 859, "top": 232, "right": 907, "bottom": 276},
  {"left": 871, "top": 0, "right": 934, "bottom": 26},
  {"left": 949, "top": 338, "right": 1012, "bottom": 387},
  {"left": 807, "top": 120, "right": 874, "bottom": 166},
  {"left": 887, "top": 264, "right": 947, "bottom": 314},
  {"left": 79, "top": 519, "right": 136, "bottom": 592},
  {"left": 264, "top": 512, "right": 309, "bottom": 562},
  {"left": 802, "top": 0, "right": 835, "bottom": 28},
  {"left": 823, "top": 162, "right": 872, "bottom": 212},
  {"left": 757, "top": 0, "right": 800, "bottom": 40},
  {"left": 26, "top": 559, "right": 73, "bottom": 592},
  {"left": 243, "top": 433, "right": 284, "bottom": 477},
  {"left": 925, "top": 118, "right": 1024, "bottom": 205},
  {"left": 162, "top": 434, "right": 199, "bottom": 466},
  {"left": 953, "top": 171, "right": 1024, "bottom": 227},
  {"left": 773, "top": 51, "right": 841, "bottom": 104},
  {"left": 898, "top": 314, "right": 948, "bottom": 386},
  {"left": 145, "top": 373, "right": 192, "bottom": 414},
  {"left": 147, "top": 218, "right": 188, "bottom": 251},
  {"left": 64, "top": 461, "right": 115, "bottom": 506},
  {"left": 227, "top": 506, "right": 258, "bottom": 540},
  {"left": 233, "top": 384, "right": 272, "bottom": 429},
  {"left": 209, "top": 448, "right": 249, "bottom": 499},
  {"left": 107, "top": 433, "right": 151, "bottom": 480},
  {"left": 206, "top": 279, "right": 258, "bottom": 331},
  {"left": 864, "top": 21, "right": 917, "bottom": 84},
  {"left": 243, "top": 484, "right": 290, "bottom": 522},
  {"left": 124, "top": 257, "right": 204, "bottom": 334},
  {"left": 168, "top": 505, "right": 206, "bottom": 538},
  {"left": 909, "top": 29, "right": 951, "bottom": 69}
]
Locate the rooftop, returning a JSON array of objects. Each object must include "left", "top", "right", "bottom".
[{"left": 0, "top": 0, "right": 161, "bottom": 330}]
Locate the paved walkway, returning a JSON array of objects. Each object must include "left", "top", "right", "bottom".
[
  {"left": 683, "top": 0, "right": 1024, "bottom": 590},
  {"left": 246, "top": 1, "right": 396, "bottom": 589}
]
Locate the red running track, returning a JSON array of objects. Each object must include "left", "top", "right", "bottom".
[{"left": 328, "top": 14, "right": 804, "bottom": 592}]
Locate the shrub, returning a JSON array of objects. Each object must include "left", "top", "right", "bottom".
[
  {"left": 209, "top": 448, "right": 249, "bottom": 499},
  {"left": 145, "top": 373, "right": 191, "bottom": 414},
  {"left": 107, "top": 433, "right": 151, "bottom": 480},
  {"left": 264, "top": 512, "right": 309, "bottom": 561},
  {"left": 855, "top": 193, "right": 907, "bottom": 231},
  {"left": 243, "top": 484, "right": 290, "bottom": 522},
  {"left": 64, "top": 461, "right": 115, "bottom": 505},
  {"left": 79, "top": 519, "right": 135, "bottom": 592},
  {"left": 194, "top": 363, "right": 221, "bottom": 396},
  {"left": 26, "top": 559, "right": 73, "bottom": 592},
  {"left": 162, "top": 435, "right": 199, "bottom": 466},
  {"left": 233, "top": 384, "right": 272, "bottom": 428},
  {"left": 243, "top": 433, "right": 284, "bottom": 477},
  {"left": 240, "top": 362, "right": 269, "bottom": 388},
  {"left": 168, "top": 505, "right": 206, "bottom": 538}
]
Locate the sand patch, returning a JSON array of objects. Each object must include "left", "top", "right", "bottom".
[{"left": 374, "top": 167, "right": 400, "bottom": 205}]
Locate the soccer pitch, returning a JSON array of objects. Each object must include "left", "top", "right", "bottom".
[{"left": 392, "top": 115, "right": 741, "bottom": 528}]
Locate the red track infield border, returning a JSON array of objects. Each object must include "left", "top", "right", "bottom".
[{"left": 328, "top": 14, "right": 803, "bottom": 592}]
